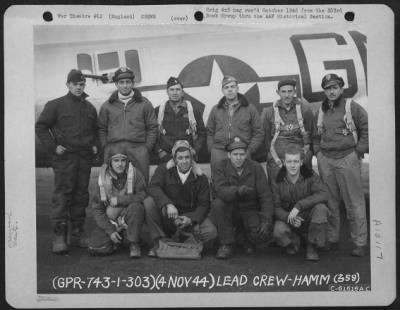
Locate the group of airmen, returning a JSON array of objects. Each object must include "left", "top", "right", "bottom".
[{"left": 36, "top": 66, "right": 369, "bottom": 262}]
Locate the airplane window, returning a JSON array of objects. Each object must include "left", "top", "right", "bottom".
[
  {"left": 98, "top": 52, "right": 120, "bottom": 71},
  {"left": 77, "top": 53, "right": 93, "bottom": 72},
  {"left": 125, "top": 50, "right": 141, "bottom": 82}
]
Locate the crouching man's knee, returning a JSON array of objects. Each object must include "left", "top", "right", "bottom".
[
  {"left": 125, "top": 202, "right": 145, "bottom": 219},
  {"left": 196, "top": 218, "right": 218, "bottom": 243},
  {"left": 307, "top": 203, "right": 328, "bottom": 248},
  {"left": 273, "top": 220, "right": 292, "bottom": 247},
  {"left": 310, "top": 203, "right": 329, "bottom": 224},
  {"left": 308, "top": 222, "right": 327, "bottom": 248},
  {"left": 143, "top": 196, "right": 159, "bottom": 215}
]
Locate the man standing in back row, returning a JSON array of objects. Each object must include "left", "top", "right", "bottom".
[
  {"left": 98, "top": 67, "right": 158, "bottom": 183},
  {"left": 313, "top": 73, "right": 369, "bottom": 257},
  {"left": 155, "top": 77, "right": 206, "bottom": 163},
  {"left": 36, "top": 69, "right": 98, "bottom": 254},
  {"left": 207, "top": 75, "right": 264, "bottom": 175},
  {"left": 262, "top": 79, "right": 314, "bottom": 181}
]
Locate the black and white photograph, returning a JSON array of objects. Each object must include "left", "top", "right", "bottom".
[{"left": 4, "top": 4, "right": 396, "bottom": 308}]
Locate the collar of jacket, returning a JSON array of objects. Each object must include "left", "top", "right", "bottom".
[
  {"left": 226, "top": 158, "right": 252, "bottom": 178},
  {"left": 67, "top": 91, "right": 89, "bottom": 101},
  {"left": 321, "top": 94, "right": 344, "bottom": 112},
  {"left": 217, "top": 93, "right": 249, "bottom": 109},
  {"left": 283, "top": 174, "right": 305, "bottom": 185},
  {"left": 275, "top": 97, "right": 302, "bottom": 110},
  {"left": 108, "top": 88, "right": 143, "bottom": 104},
  {"left": 169, "top": 165, "right": 198, "bottom": 183},
  {"left": 276, "top": 165, "right": 314, "bottom": 183}
]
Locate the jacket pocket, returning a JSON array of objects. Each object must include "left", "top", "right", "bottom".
[
  {"left": 236, "top": 115, "right": 251, "bottom": 131},
  {"left": 109, "top": 113, "right": 122, "bottom": 128},
  {"left": 213, "top": 131, "right": 228, "bottom": 146},
  {"left": 58, "top": 113, "right": 79, "bottom": 136},
  {"left": 128, "top": 118, "right": 145, "bottom": 141}
]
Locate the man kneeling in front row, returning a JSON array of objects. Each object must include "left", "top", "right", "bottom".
[
  {"left": 272, "top": 145, "right": 329, "bottom": 261},
  {"left": 87, "top": 148, "right": 146, "bottom": 258},
  {"left": 144, "top": 140, "right": 217, "bottom": 256},
  {"left": 212, "top": 137, "right": 274, "bottom": 259}
]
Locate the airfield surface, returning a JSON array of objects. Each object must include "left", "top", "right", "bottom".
[{"left": 36, "top": 163, "right": 370, "bottom": 294}]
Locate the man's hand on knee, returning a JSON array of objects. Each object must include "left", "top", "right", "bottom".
[
  {"left": 166, "top": 204, "right": 178, "bottom": 219},
  {"left": 109, "top": 196, "right": 118, "bottom": 207},
  {"left": 288, "top": 207, "right": 303, "bottom": 227}
]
